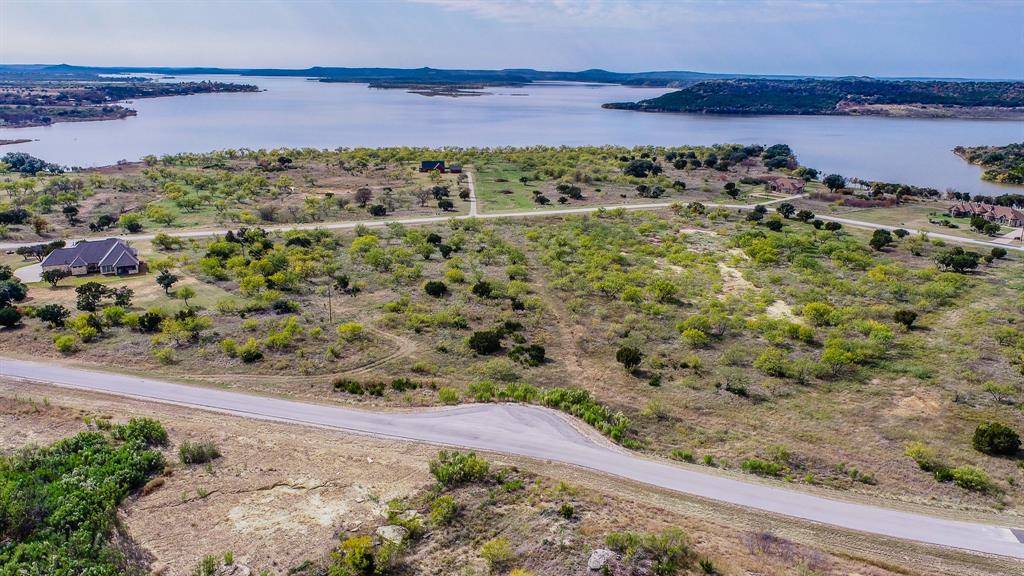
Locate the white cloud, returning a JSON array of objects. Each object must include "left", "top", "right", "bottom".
[{"left": 409, "top": 0, "right": 843, "bottom": 28}]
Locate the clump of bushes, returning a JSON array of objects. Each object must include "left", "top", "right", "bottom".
[
  {"left": 605, "top": 529, "right": 694, "bottom": 575},
  {"left": 333, "top": 378, "right": 385, "bottom": 397},
  {"left": 0, "top": 421, "right": 166, "bottom": 574},
  {"left": 179, "top": 440, "right": 222, "bottom": 464},
  {"left": 480, "top": 537, "right": 513, "bottom": 570},
  {"left": 429, "top": 450, "right": 490, "bottom": 487},
  {"left": 972, "top": 421, "right": 1020, "bottom": 456},
  {"left": 905, "top": 441, "right": 994, "bottom": 492},
  {"left": 741, "top": 458, "right": 785, "bottom": 477},
  {"left": 429, "top": 494, "right": 459, "bottom": 525}
]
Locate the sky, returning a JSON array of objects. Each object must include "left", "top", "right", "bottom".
[{"left": 2, "top": 0, "right": 1022, "bottom": 79}]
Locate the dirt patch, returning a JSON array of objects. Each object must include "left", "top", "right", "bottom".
[
  {"left": 890, "top": 387, "right": 943, "bottom": 419},
  {"left": 717, "top": 262, "right": 755, "bottom": 297},
  {"left": 765, "top": 299, "right": 798, "bottom": 322}
]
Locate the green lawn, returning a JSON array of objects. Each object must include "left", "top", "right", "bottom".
[{"left": 473, "top": 162, "right": 544, "bottom": 212}]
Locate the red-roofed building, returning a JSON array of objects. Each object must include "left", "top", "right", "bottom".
[{"left": 949, "top": 201, "right": 1024, "bottom": 227}]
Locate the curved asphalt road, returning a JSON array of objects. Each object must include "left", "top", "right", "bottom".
[{"left": 1, "top": 357, "right": 1021, "bottom": 559}]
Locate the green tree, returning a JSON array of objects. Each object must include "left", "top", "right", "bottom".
[
  {"left": 41, "top": 268, "right": 70, "bottom": 288},
  {"left": 972, "top": 422, "right": 1020, "bottom": 456},
  {"left": 869, "top": 229, "right": 893, "bottom": 251},
  {"left": 37, "top": 303, "right": 70, "bottom": 328},
  {"left": 893, "top": 310, "right": 917, "bottom": 329},
  {"left": 156, "top": 269, "right": 179, "bottom": 294},
  {"left": 75, "top": 281, "right": 109, "bottom": 311},
  {"left": 935, "top": 247, "right": 980, "bottom": 273},
  {"left": 177, "top": 285, "right": 196, "bottom": 307},
  {"left": 616, "top": 346, "right": 643, "bottom": 372},
  {"left": 823, "top": 174, "right": 846, "bottom": 191}
]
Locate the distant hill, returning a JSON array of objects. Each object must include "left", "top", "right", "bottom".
[{"left": 603, "top": 78, "right": 1024, "bottom": 117}]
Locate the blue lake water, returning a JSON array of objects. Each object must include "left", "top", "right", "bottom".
[{"left": 1, "top": 75, "right": 1021, "bottom": 195}]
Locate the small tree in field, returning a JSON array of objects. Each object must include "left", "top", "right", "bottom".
[
  {"left": 972, "top": 422, "right": 1020, "bottom": 456},
  {"left": 156, "top": 269, "right": 178, "bottom": 294},
  {"left": 823, "top": 174, "right": 846, "bottom": 192},
  {"left": 869, "top": 229, "right": 892, "bottom": 251},
  {"left": 616, "top": 346, "right": 643, "bottom": 372},
  {"left": 893, "top": 310, "right": 917, "bottom": 329},
  {"left": 41, "top": 268, "right": 70, "bottom": 288},
  {"left": 177, "top": 285, "right": 196, "bottom": 307}
]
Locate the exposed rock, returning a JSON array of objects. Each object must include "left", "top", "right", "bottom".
[
  {"left": 376, "top": 524, "right": 409, "bottom": 545},
  {"left": 151, "top": 562, "right": 168, "bottom": 575},
  {"left": 588, "top": 548, "right": 617, "bottom": 571}
]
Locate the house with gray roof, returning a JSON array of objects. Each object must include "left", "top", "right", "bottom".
[{"left": 41, "top": 238, "right": 142, "bottom": 277}]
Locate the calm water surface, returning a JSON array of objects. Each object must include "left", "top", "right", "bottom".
[{"left": 1, "top": 76, "right": 1021, "bottom": 195}]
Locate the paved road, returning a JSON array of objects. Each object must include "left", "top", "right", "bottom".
[
  {"left": 2, "top": 357, "right": 1021, "bottom": 558},
  {"left": 13, "top": 262, "right": 41, "bottom": 283},
  {"left": 4, "top": 192, "right": 1019, "bottom": 253}
]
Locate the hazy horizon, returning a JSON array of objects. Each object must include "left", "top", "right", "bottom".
[{"left": 2, "top": 1, "right": 1021, "bottom": 80}]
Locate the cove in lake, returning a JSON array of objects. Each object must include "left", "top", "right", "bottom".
[{"left": 1, "top": 75, "right": 1021, "bottom": 195}]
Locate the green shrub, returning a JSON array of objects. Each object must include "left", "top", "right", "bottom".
[
  {"left": 429, "top": 495, "right": 459, "bottom": 525},
  {"left": 616, "top": 346, "right": 643, "bottom": 371},
  {"left": 153, "top": 347, "right": 175, "bottom": 365},
  {"left": 101, "top": 305, "right": 127, "bottom": 327},
  {"left": 334, "top": 378, "right": 365, "bottom": 395},
  {"left": 468, "top": 329, "right": 503, "bottom": 354},
  {"left": 680, "top": 328, "right": 710, "bottom": 348},
  {"left": 424, "top": 280, "right": 448, "bottom": 297},
  {"left": 741, "top": 458, "right": 785, "bottom": 477},
  {"left": 670, "top": 449, "right": 695, "bottom": 463},
  {"left": 438, "top": 386, "right": 460, "bottom": 404},
  {"left": 429, "top": 450, "right": 490, "bottom": 487},
  {"left": 509, "top": 343, "right": 545, "bottom": 366},
  {"left": 112, "top": 417, "right": 169, "bottom": 447},
  {"left": 53, "top": 334, "right": 78, "bottom": 354},
  {"left": 468, "top": 380, "right": 497, "bottom": 402},
  {"left": 0, "top": 422, "right": 163, "bottom": 569},
  {"left": 802, "top": 302, "right": 837, "bottom": 326},
  {"left": 893, "top": 309, "right": 917, "bottom": 329},
  {"left": 220, "top": 337, "right": 238, "bottom": 357},
  {"left": 605, "top": 529, "right": 694, "bottom": 575},
  {"left": 972, "top": 421, "right": 1021, "bottom": 456},
  {"left": 179, "top": 440, "right": 222, "bottom": 464},
  {"left": 238, "top": 337, "right": 263, "bottom": 363},
  {"left": 540, "top": 387, "right": 632, "bottom": 444},
  {"left": 753, "top": 347, "right": 789, "bottom": 377},
  {"left": 480, "top": 537, "right": 513, "bottom": 570},
  {"left": 332, "top": 535, "right": 376, "bottom": 575},
  {"left": 337, "top": 321, "right": 365, "bottom": 341},
  {"left": 558, "top": 503, "right": 575, "bottom": 519},
  {"left": 391, "top": 378, "right": 418, "bottom": 392},
  {"left": 905, "top": 441, "right": 943, "bottom": 472},
  {"left": 951, "top": 465, "right": 991, "bottom": 492}
]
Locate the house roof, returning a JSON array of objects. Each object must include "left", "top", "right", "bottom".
[
  {"left": 420, "top": 160, "right": 445, "bottom": 169},
  {"left": 950, "top": 201, "right": 1024, "bottom": 221},
  {"left": 42, "top": 238, "right": 137, "bottom": 268}
]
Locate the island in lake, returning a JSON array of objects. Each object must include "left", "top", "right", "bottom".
[{"left": 603, "top": 78, "right": 1024, "bottom": 119}]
